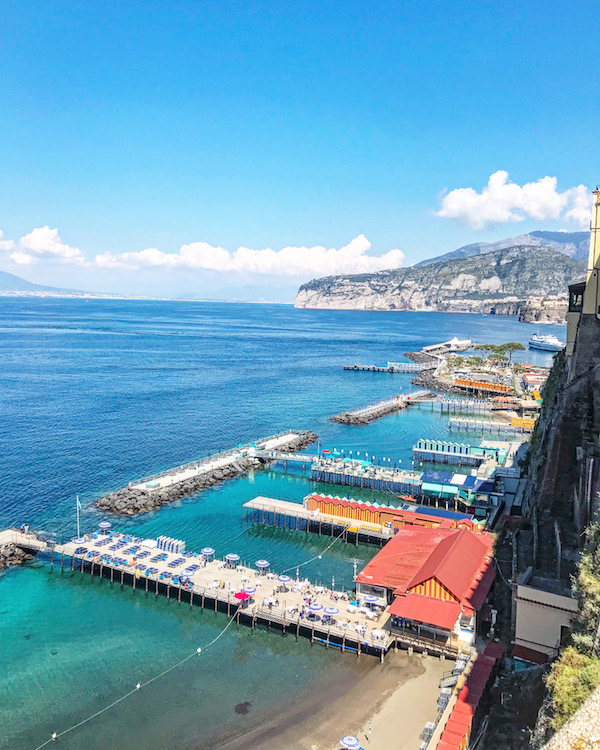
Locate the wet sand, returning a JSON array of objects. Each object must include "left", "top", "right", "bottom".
[{"left": 202, "top": 650, "right": 447, "bottom": 750}]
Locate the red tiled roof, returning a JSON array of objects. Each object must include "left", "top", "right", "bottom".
[
  {"left": 388, "top": 594, "right": 461, "bottom": 630},
  {"left": 463, "top": 560, "right": 495, "bottom": 613},
  {"left": 436, "top": 742, "right": 460, "bottom": 750},
  {"left": 356, "top": 526, "right": 456, "bottom": 592},
  {"left": 451, "top": 702, "right": 474, "bottom": 725},
  {"left": 407, "top": 528, "right": 492, "bottom": 602}
]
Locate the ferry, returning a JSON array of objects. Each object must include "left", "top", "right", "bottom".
[{"left": 528, "top": 332, "right": 565, "bottom": 352}]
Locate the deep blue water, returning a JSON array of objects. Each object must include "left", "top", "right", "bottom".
[{"left": 0, "top": 299, "right": 562, "bottom": 749}]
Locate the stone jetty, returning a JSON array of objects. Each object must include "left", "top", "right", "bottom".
[
  {"left": 331, "top": 391, "right": 435, "bottom": 425},
  {"left": 97, "top": 430, "right": 318, "bottom": 515}
]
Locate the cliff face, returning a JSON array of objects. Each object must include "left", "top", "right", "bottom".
[{"left": 295, "top": 246, "right": 584, "bottom": 319}]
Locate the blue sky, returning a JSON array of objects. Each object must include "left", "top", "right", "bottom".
[{"left": 0, "top": 0, "right": 597, "bottom": 299}]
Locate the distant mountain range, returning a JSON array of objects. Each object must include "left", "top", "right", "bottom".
[
  {"left": 295, "top": 245, "right": 585, "bottom": 320},
  {"left": 415, "top": 230, "right": 589, "bottom": 266},
  {"left": 0, "top": 271, "right": 79, "bottom": 294}
]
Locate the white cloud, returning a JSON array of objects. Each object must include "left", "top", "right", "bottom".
[
  {"left": 14, "top": 226, "right": 86, "bottom": 266},
  {"left": 93, "top": 235, "right": 405, "bottom": 276},
  {"left": 0, "top": 230, "right": 15, "bottom": 251},
  {"left": 436, "top": 171, "right": 592, "bottom": 231}
]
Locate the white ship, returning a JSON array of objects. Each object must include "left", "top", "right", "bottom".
[{"left": 528, "top": 332, "right": 565, "bottom": 352}]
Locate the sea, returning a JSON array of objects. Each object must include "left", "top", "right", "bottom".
[{"left": 0, "top": 299, "right": 563, "bottom": 750}]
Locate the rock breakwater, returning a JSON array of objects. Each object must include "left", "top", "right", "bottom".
[
  {"left": 0, "top": 542, "right": 35, "bottom": 570},
  {"left": 97, "top": 431, "right": 318, "bottom": 515}
]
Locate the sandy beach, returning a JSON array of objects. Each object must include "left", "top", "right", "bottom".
[{"left": 205, "top": 650, "right": 447, "bottom": 750}]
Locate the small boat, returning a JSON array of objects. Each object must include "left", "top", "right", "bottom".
[{"left": 528, "top": 333, "right": 565, "bottom": 352}]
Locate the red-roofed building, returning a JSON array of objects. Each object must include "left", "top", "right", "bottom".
[{"left": 355, "top": 525, "right": 495, "bottom": 649}]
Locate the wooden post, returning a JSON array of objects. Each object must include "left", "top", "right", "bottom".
[
  {"left": 178, "top": 586, "right": 182, "bottom": 605},
  {"left": 60, "top": 551, "right": 64, "bottom": 573},
  {"left": 189, "top": 590, "right": 193, "bottom": 610},
  {"left": 110, "top": 566, "right": 114, "bottom": 585},
  {"left": 120, "top": 569, "right": 124, "bottom": 588},
  {"left": 145, "top": 577, "right": 149, "bottom": 596},
  {"left": 51, "top": 546, "right": 54, "bottom": 571},
  {"left": 155, "top": 579, "right": 159, "bottom": 598}
]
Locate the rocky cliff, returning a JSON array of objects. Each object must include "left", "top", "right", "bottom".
[{"left": 295, "top": 246, "right": 584, "bottom": 319}]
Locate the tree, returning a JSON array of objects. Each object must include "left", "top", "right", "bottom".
[{"left": 501, "top": 342, "right": 526, "bottom": 364}]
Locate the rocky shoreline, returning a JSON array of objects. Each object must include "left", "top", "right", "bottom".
[
  {"left": 0, "top": 542, "right": 35, "bottom": 571},
  {"left": 410, "top": 371, "right": 467, "bottom": 395},
  {"left": 97, "top": 431, "right": 319, "bottom": 515}
]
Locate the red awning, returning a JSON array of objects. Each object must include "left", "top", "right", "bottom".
[
  {"left": 512, "top": 644, "right": 548, "bottom": 664},
  {"left": 388, "top": 595, "right": 461, "bottom": 630},
  {"left": 452, "top": 701, "right": 475, "bottom": 720}
]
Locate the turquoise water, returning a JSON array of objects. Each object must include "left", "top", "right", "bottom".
[{"left": 0, "top": 300, "right": 562, "bottom": 749}]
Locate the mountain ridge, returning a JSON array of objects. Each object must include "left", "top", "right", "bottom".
[
  {"left": 415, "top": 230, "right": 589, "bottom": 267},
  {"left": 295, "top": 245, "right": 585, "bottom": 316}
]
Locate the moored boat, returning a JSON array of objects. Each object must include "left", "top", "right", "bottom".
[{"left": 528, "top": 332, "right": 565, "bottom": 352}]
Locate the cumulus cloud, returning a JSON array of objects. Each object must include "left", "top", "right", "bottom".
[
  {"left": 13, "top": 226, "right": 86, "bottom": 266},
  {"left": 436, "top": 171, "right": 592, "bottom": 230},
  {"left": 93, "top": 235, "right": 405, "bottom": 276},
  {"left": 0, "top": 230, "right": 15, "bottom": 252}
]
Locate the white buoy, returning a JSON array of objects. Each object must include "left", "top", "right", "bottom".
[
  {"left": 52, "top": 732, "right": 57, "bottom": 741},
  {"left": 196, "top": 647, "right": 202, "bottom": 654},
  {"left": 136, "top": 683, "right": 141, "bottom": 690}
]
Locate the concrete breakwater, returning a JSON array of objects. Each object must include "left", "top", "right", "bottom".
[{"left": 97, "top": 430, "right": 318, "bottom": 515}]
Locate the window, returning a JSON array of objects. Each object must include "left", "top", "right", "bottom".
[{"left": 569, "top": 282, "right": 585, "bottom": 313}]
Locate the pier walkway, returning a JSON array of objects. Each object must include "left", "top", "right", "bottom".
[
  {"left": 309, "top": 457, "right": 423, "bottom": 494},
  {"left": 448, "top": 417, "right": 531, "bottom": 436},
  {"left": 331, "top": 390, "right": 436, "bottom": 425},
  {"left": 242, "top": 496, "right": 394, "bottom": 545},
  {"left": 10, "top": 528, "right": 439, "bottom": 659},
  {"left": 343, "top": 361, "right": 431, "bottom": 373},
  {"left": 130, "top": 431, "right": 309, "bottom": 493}
]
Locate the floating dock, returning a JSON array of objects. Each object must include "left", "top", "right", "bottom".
[
  {"left": 4, "top": 528, "right": 461, "bottom": 659},
  {"left": 331, "top": 390, "right": 436, "bottom": 425}
]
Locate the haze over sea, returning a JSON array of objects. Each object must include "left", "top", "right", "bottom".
[{"left": 0, "top": 299, "right": 561, "bottom": 750}]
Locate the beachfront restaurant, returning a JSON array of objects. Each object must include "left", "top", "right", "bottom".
[{"left": 355, "top": 526, "right": 495, "bottom": 651}]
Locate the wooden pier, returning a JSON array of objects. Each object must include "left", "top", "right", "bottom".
[
  {"left": 439, "top": 398, "right": 493, "bottom": 415},
  {"left": 242, "top": 496, "right": 393, "bottom": 545},
  {"left": 308, "top": 457, "right": 423, "bottom": 494},
  {"left": 343, "top": 362, "right": 431, "bottom": 373},
  {"left": 448, "top": 417, "right": 529, "bottom": 436},
  {"left": 6, "top": 529, "right": 411, "bottom": 660},
  {"left": 331, "top": 390, "right": 436, "bottom": 425}
]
